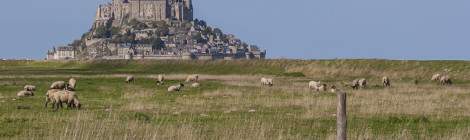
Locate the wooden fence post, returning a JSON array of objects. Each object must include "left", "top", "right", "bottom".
[{"left": 337, "top": 91, "right": 347, "bottom": 140}]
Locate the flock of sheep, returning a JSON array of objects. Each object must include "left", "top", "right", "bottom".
[
  {"left": 14, "top": 72, "right": 452, "bottom": 111},
  {"left": 264, "top": 72, "right": 452, "bottom": 93}
]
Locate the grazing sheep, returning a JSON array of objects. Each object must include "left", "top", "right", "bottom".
[
  {"left": 50, "top": 81, "right": 67, "bottom": 90},
  {"left": 68, "top": 78, "right": 77, "bottom": 90},
  {"left": 440, "top": 75, "right": 452, "bottom": 85},
  {"left": 351, "top": 79, "right": 360, "bottom": 90},
  {"left": 261, "top": 77, "right": 274, "bottom": 87},
  {"left": 23, "top": 85, "right": 36, "bottom": 91},
  {"left": 156, "top": 74, "right": 165, "bottom": 85},
  {"left": 125, "top": 76, "right": 135, "bottom": 83},
  {"left": 358, "top": 78, "right": 367, "bottom": 88},
  {"left": 17, "top": 90, "right": 34, "bottom": 97},
  {"left": 308, "top": 81, "right": 326, "bottom": 91},
  {"left": 382, "top": 76, "right": 391, "bottom": 87},
  {"left": 330, "top": 85, "right": 337, "bottom": 93},
  {"left": 45, "top": 89, "right": 61, "bottom": 108},
  {"left": 431, "top": 74, "right": 442, "bottom": 81},
  {"left": 46, "top": 90, "right": 81, "bottom": 110},
  {"left": 351, "top": 78, "right": 367, "bottom": 89},
  {"left": 185, "top": 74, "right": 199, "bottom": 82},
  {"left": 191, "top": 82, "right": 200, "bottom": 88},
  {"left": 168, "top": 83, "right": 185, "bottom": 92}
]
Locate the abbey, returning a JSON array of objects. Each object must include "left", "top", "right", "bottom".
[{"left": 95, "top": 0, "right": 193, "bottom": 27}]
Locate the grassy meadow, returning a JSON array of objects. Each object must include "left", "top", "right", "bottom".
[{"left": 1, "top": 60, "right": 470, "bottom": 139}]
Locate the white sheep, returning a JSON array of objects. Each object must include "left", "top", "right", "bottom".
[
  {"left": 168, "top": 83, "right": 185, "bottom": 92},
  {"left": 431, "top": 74, "right": 442, "bottom": 81},
  {"left": 191, "top": 82, "right": 200, "bottom": 88},
  {"left": 330, "top": 85, "right": 337, "bottom": 93},
  {"left": 126, "top": 75, "right": 135, "bottom": 83},
  {"left": 382, "top": 76, "right": 391, "bottom": 87},
  {"left": 23, "top": 85, "right": 36, "bottom": 91},
  {"left": 440, "top": 75, "right": 452, "bottom": 85},
  {"left": 45, "top": 89, "right": 81, "bottom": 110},
  {"left": 308, "top": 81, "right": 326, "bottom": 91},
  {"left": 68, "top": 78, "right": 77, "bottom": 90},
  {"left": 156, "top": 74, "right": 165, "bottom": 85},
  {"left": 358, "top": 78, "right": 367, "bottom": 88},
  {"left": 45, "top": 89, "right": 61, "bottom": 108},
  {"left": 17, "top": 90, "right": 34, "bottom": 97},
  {"left": 185, "top": 74, "right": 199, "bottom": 82},
  {"left": 261, "top": 77, "right": 273, "bottom": 87},
  {"left": 50, "top": 81, "right": 67, "bottom": 90}
]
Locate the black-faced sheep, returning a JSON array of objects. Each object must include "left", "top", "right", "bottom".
[
  {"left": 440, "top": 75, "right": 452, "bottom": 85},
  {"left": 168, "top": 83, "right": 185, "bottom": 92},
  {"left": 126, "top": 76, "right": 135, "bottom": 83},
  {"left": 261, "top": 77, "right": 274, "bottom": 87}
]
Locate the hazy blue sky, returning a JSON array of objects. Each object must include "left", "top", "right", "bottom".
[{"left": 0, "top": 0, "right": 469, "bottom": 60}]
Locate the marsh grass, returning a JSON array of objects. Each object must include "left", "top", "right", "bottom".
[{"left": 1, "top": 60, "right": 470, "bottom": 139}]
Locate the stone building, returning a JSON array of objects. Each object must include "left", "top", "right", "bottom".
[
  {"left": 47, "top": 46, "right": 76, "bottom": 60},
  {"left": 95, "top": 0, "right": 193, "bottom": 28}
]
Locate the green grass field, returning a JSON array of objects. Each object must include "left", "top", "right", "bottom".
[{"left": 0, "top": 60, "right": 470, "bottom": 139}]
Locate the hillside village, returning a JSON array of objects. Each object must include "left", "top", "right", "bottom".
[{"left": 47, "top": 0, "right": 266, "bottom": 60}]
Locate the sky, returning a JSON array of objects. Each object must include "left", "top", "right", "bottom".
[{"left": 0, "top": 0, "right": 469, "bottom": 60}]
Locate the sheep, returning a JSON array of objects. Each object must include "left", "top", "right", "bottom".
[
  {"left": 185, "top": 74, "right": 199, "bottom": 82},
  {"left": 191, "top": 82, "right": 200, "bottom": 88},
  {"left": 45, "top": 89, "right": 61, "bottom": 108},
  {"left": 358, "top": 78, "right": 367, "bottom": 88},
  {"left": 50, "top": 81, "right": 67, "bottom": 90},
  {"left": 308, "top": 81, "right": 326, "bottom": 91},
  {"left": 382, "top": 76, "right": 391, "bottom": 87},
  {"left": 439, "top": 75, "right": 452, "bottom": 85},
  {"left": 23, "top": 85, "right": 36, "bottom": 91},
  {"left": 17, "top": 90, "right": 34, "bottom": 97},
  {"left": 330, "top": 85, "right": 337, "bottom": 93},
  {"left": 261, "top": 77, "right": 274, "bottom": 87},
  {"left": 351, "top": 79, "right": 360, "bottom": 90},
  {"left": 168, "top": 83, "right": 185, "bottom": 92},
  {"left": 45, "top": 89, "right": 81, "bottom": 110},
  {"left": 431, "top": 74, "right": 442, "bottom": 81},
  {"left": 156, "top": 74, "right": 165, "bottom": 85},
  {"left": 351, "top": 78, "right": 367, "bottom": 89},
  {"left": 68, "top": 78, "right": 77, "bottom": 90},
  {"left": 125, "top": 75, "right": 135, "bottom": 83}
]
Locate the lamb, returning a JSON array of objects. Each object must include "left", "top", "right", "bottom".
[
  {"left": 68, "top": 78, "right": 77, "bottom": 90},
  {"left": 382, "top": 76, "right": 391, "bottom": 87},
  {"left": 185, "top": 74, "right": 199, "bottom": 82},
  {"left": 261, "top": 77, "right": 274, "bottom": 87},
  {"left": 439, "top": 75, "right": 452, "bottom": 85},
  {"left": 125, "top": 75, "right": 135, "bottom": 83},
  {"left": 23, "top": 85, "right": 36, "bottom": 91},
  {"left": 17, "top": 90, "right": 34, "bottom": 97},
  {"left": 191, "top": 82, "right": 200, "bottom": 88},
  {"left": 50, "top": 81, "right": 67, "bottom": 90},
  {"left": 431, "top": 74, "right": 442, "bottom": 81},
  {"left": 168, "top": 83, "right": 185, "bottom": 92},
  {"left": 308, "top": 81, "right": 326, "bottom": 91},
  {"left": 156, "top": 74, "right": 165, "bottom": 85}
]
